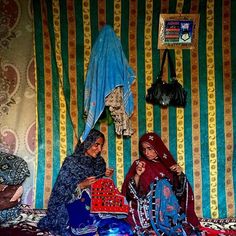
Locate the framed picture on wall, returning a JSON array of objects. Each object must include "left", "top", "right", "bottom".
[{"left": 158, "top": 14, "right": 200, "bottom": 49}]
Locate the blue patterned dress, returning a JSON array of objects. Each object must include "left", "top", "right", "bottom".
[{"left": 38, "top": 130, "right": 107, "bottom": 236}]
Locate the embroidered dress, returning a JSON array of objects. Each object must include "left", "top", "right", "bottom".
[{"left": 122, "top": 132, "right": 200, "bottom": 236}]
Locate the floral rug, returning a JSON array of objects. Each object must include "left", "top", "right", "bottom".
[{"left": 0, "top": 205, "right": 236, "bottom": 236}]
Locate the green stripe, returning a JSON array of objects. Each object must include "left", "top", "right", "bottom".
[
  {"left": 105, "top": 1, "right": 116, "bottom": 184},
  {"left": 198, "top": 0, "right": 211, "bottom": 218},
  {"left": 231, "top": 0, "right": 236, "bottom": 216},
  {"left": 90, "top": 0, "right": 98, "bottom": 45},
  {"left": 51, "top": 57, "right": 61, "bottom": 185},
  {"left": 106, "top": 0, "right": 114, "bottom": 27},
  {"left": 153, "top": 0, "right": 161, "bottom": 134},
  {"left": 137, "top": 0, "right": 146, "bottom": 136},
  {"left": 121, "top": 0, "right": 129, "bottom": 57},
  {"left": 74, "top": 0, "right": 85, "bottom": 137},
  {"left": 169, "top": 0, "right": 177, "bottom": 13},
  {"left": 33, "top": 0, "right": 45, "bottom": 208},
  {"left": 183, "top": 49, "right": 193, "bottom": 186},
  {"left": 59, "top": 0, "right": 74, "bottom": 156},
  {"left": 108, "top": 123, "right": 117, "bottom": 184},
  {"left": 169, "top": 0, "right": 179, "bottom": 163},
  {"left": 182, "top": 0, "right": 191, "bottom": 14},
  {"left": 214, "top": 0, "right": 227, "bottom": 218}
]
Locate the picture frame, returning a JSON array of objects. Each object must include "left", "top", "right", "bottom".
[{"left": 158, "top": 14, "right": 200, "bottom": 49}]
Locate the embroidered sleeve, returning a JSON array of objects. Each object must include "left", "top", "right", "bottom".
[{"left": 126, "top": 177, "right": 140, "bottom": 201}]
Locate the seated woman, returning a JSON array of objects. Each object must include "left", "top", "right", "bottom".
[
  {"left": 122, "top": 132, "right": 201, "bottom": 236},
  {"left": 38, "top": 129, "right": 132, "bottom": 236}
]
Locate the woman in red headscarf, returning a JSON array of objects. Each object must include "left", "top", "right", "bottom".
[{"left": 122, "top": 132, "right": 201, "bottom": 236}]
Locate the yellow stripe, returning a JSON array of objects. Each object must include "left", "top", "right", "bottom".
[
  {"left": 206, "top": 0, "right": 218, "bottom": 218},
  {"left": 67, "top": 0, "right": 78, "bottom": 147},
  {"left": 114, "top": 0, "right": 123, "bottom": 191},
  {"left": 52, "top": 0, "right": 67, "bottom": 164},
  {"left": 190, "top": 0, "right": 203, "bottom": 217},
  {"left": 83, "top": 0, "right": 91, "bottom": 81},
  {"left": 145, "top": 0, "right": 154, "bottom": 133},
  {"left": 33, "top": 8, "right": 38, "bottom": 208},
  {"left": 129, "top": 0, "right": 139, "bottom": 164},
  {"left": 175, "top": 0, "right": 185, "bottom": 172},
  {"left": 175, "top": 50, "right": 185, "bottom": 171},
  {"left": 223, "top": 0, "right": 235, "bottom": 217},
  {"left": 176, "top": 0, "right": 184, "bottom": 13},
  {"left": 41, "top": 2, "right": 53, "bottom": 207}
]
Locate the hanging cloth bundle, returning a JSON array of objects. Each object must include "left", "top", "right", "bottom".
[
  {"left": 146, "top": 49, "right": 187, "bottom": 107},
  {"left": 81, "top": 25, "right": 135, "bottom": 142}
]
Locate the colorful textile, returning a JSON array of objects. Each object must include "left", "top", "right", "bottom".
[
  {"left": 90, "top": 178, "right": 129, "bottom": 214},
  {"left": 38, "top": 129, "right": 106, "bottom": 236},
  {"left": 0, "top": 203, "right": 21, "bottom": 223},
  {"left": 67, "top": 189, "right": 132, "bottom": 236},
  {"left": 0, "top": 151, "right": 30, "bottom": 185},
  {"left": 81, "top": 25, "right": 135, "bottom": 141},
  {"left": 149, "top": 178, "right": 186, "bottom": 235}
]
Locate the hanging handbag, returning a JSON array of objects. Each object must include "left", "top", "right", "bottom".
[{"left": 146, "top": 49, "right": 187, "bottom": 107}]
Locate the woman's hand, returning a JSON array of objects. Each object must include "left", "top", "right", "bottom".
[
  {"left": 170, "top": 164, "right": 182, "bottom": 175},
  {"left": 133, "top": 161, "right": 146, "bottom": 187},
  {"left": 79, "top": 176, "right": 97, "bottom": 190},
  {"left": 105, "top": 168, "right": 114, "bottom": 178},
  {"left": 136, "top": 161, "right": 146, "bottom": 176}
]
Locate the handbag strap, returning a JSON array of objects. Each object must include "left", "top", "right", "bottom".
[{"left": 159, "top": 49, "right": 176, "bottom": 79}]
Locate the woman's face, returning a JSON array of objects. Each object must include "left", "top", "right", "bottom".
[
  {"left": 85, "top": 136, "right": 104, "bottom": 158},
  {"left": 141, "top": 142, "right": 158, "bottom": 161}
]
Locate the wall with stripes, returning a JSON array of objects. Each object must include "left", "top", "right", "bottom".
[{"left": 33, "top": 0, "right": 236, "bottom": 219}]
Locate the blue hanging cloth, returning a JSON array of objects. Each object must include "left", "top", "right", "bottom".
[{"left": 81, "top": 25, "right": 135, "bottom": 142}]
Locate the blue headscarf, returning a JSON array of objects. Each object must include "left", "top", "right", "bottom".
[
  {"left": 81, "top": 25, "right": 135, "bottom": 141},
  {"left": 75, "top": 129, "right": 105, "bottom": 155}
]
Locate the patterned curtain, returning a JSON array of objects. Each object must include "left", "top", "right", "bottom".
[
  {"left": 33, "top": 0, "right": 236, "bottom": 219},
  {"left": 0, "top": 0, "right": 35, "bottom": 206}
]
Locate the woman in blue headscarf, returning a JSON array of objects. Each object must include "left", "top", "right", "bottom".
[{"left": 38, "top": 129, "right": 132, "bottom": 236}]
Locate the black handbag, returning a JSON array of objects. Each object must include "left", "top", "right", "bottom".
[{"left": 146, "top": 49, "right": 187, "bottom": 107}]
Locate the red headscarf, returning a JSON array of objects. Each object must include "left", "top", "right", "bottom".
[
  {"left": 122, "top": 132, "right": 177, "bottom": 196},
  {"left": 139, "top": 132, "right": 176, "bottom": 168}
]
